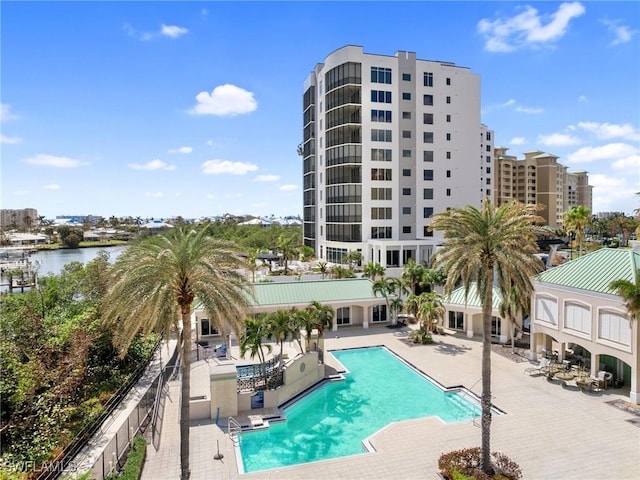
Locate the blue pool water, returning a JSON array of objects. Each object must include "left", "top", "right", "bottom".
[{"left": 238, "top": 346, "right": 480, "bottom": 473}]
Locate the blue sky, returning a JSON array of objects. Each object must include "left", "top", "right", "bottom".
[{"left": 1, "top": 1, "right": 639, "bottom": 220}]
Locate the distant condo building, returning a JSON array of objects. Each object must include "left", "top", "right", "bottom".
[
  {"left": 494, "top": 148, "right": 593, "bottom": 228},
  {"left": 0, "top": 208, "right": 38, "bottom": 231},
  {"left": 302, "top": 45, "right": 493, "bottom": 268}
]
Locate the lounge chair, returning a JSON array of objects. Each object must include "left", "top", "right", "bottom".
[
  {"left": 590, "top": 371, "right": 608, "bottom": 390},
  {"left": 524, "top": 358, "right": 551, "bottom": 375}
]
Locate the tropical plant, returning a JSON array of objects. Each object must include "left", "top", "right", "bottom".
[
  {"left": 330, "top": 265, "right": 355, "bottom": 279},
  {"left": 372, "top": 278, "right": 395, "bottom": 325},
  {"left": 239, "top": 314, "right": 273, "bottom": 382},
  {"left": 304, "top": 301, "right": 334, "bottom": 360},
  {"left": 609, "top": 270, "right": 640, "bottom": 324},
  {"left": 416, "top": 291, "right": 445, "bottom": 334},
  {"left": 246, "top": 248, "right": 260, "bottom": 283},
  {"left": 101, "top": 227, "right": 251, "bottom": 480},
  {"left": 563, "top": 205, "right": 591, "bottom": 257},
  {"left": 277, "top": 233, "right": 295, "bottom": 274},
  {"left": 362, "top": 261, "right": 386, "bottom": 281},
  {"left": 390, "top": 297, "right": 404, "bottom": 325},
  {"left": 266, "top": 309, "right": 297, "bottom": 369},
  {"left": 317, "top": 261, "right": 329, "bottom": 279},
  {"left": 401, "top": 258, "right": 427, "bottom": 294},
  {"left": 343, "top": 250, "right": 363, "bottom": 270},
  {"left": 431, "top": 198, "right": 545, "bottom": 475},
  {"left": 499, "top": 286, "right": 530, "bottom": 350}
]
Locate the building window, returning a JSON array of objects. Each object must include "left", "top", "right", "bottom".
[
  {"left": 423, "top": 188, "right": 433, "bottom": 200},
  {"left": 402, "top": 130, "right": 412, "bottom": 138},
  {"left": 486, "top": 132, "right": 491, "bottom": 141},
  {"left": 371, "top": 187, "right": 392, "bottom": 200},
  {"left": 486, "top": 145, "right": 491, "bottom": 152},
  {"left": 486, "top": 178, "right": 491, "bottom": 185},
  {"left": 423, "top": 207, "right": 433, "bottom": 218},
  {"left": 336, "top": 307, "right": 351, "bottom": 326},
  {"left": 371, "top": 226, "right": 392, "bottom": 239},
  {"left": 446, "top": 77, "right": 451, "bottom": 86},
  {"left": 446, "top": 114, "right": 451, "bottom": 122},
  {"left": 446, "top": 170, "right": 451, "bottom": 178},
  {"left": 402, "top": 92, "right": 411, "bottom": 100},
  {"left": 372, "top": 304, "right": 387, "bottom": 322},
  {"left": 371, "top": 109, "right": 392, "bottom": 122},
  {"left": 402, "top": 168, "right": 411, "bottom": 176},
  {"left": 402, "top": 111, "right": 411, "bottom": 119},
  {"left": 371, "top": 129, "right": 392, "bottom": 142},
  {"left": 446, "top": 188, "right": 451, "bottom": 196},
  {"left": 371, "top": 66, "right": 392, "bottom": 84},
  {"left": 446, "top": 151, "right": 451, "bottom": 159},
  {"left": 486, "top": 189, "right": 491, "bottom": 197},
  {"left": 371, "top": 148, "right": 392, "bottom": 161},
  {"left": 446, "top": 96, "right": 451, "bottom": 104},
  {"left": 423, "top": 226, "right": 434, "bottom": 237},
  {"left": 423, "top": 169, "right": 434, "bottom": 181},
  {"left": 423, "top": 94, "right": 433, "bottom": 106},
  {"left": 423, "top": 132, "right": 434, "bottom": 143},
  {"left": 423, "top": 113, "right": 434, "bottom": 124},
  {"left": 486, "top": 155, "right": 491, "bottom": 163},
  {"left": 486, "top": 167, "right": 491, "bottom": 174},
  {"left": 448, "top": 311, "right": 463, "bottom": 330},
  {"left": 402, "top": 149, "right": 412, "bottom": 158},
  {"left": 371, "top": 207, "right": 392, "bottom": 219},
  {"left": 402, "top": 207, "right": 411, "bottom": 214},
  {"left": 402, "top": 73, "right": 411, "bottom": 81},
  {"left": 402, "top": 187, "right": 411, "bottom": 195},
  {"left": 446, "top": 133, "right": 451, "bottom": 141},
  {"left": 200, "top": 319, "right": 219, "bottom": 337},
  {"left": 402, "top": 226, "right": 411, "bottom": 234},
  {"left": 424, "top": 72, "right": 433, "bottom": 87},
  {"left": 424, "top": 150, "right": 434, "bottom": 162},
  {"left": 371, "top": 168, "right": 392, "bottom": 181},
  {"left": 371, "top": 90, "right": 392, "bottom": 103}
]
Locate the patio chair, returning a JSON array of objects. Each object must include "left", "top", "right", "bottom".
[
  {"left": 524, "top": 358, "right": 551, "bottom": 375},
  {"left": 590, "top": 371, "right": 608, "bottom": 390}
]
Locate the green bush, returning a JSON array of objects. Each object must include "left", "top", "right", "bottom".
[
  {"left": 409, "top": 328, "right": 434, "bottom": 344},
  {"left": 105, "top": 436, "right": 147, "bottom": 480},
  {"left": 438, "top": 448, "right": 522, "bottom": 480}
]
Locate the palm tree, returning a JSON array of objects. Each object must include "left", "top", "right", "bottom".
[
  {"left": 239, "top": 314, "right": 273, "bottom": 383},
  {"left": 266, "top": 309, "right": 296, "bottom": 369},
  {"left": 277, "top": 234, "right": 295, "bottom": 274},
  {"left": 416, "top": 292, "right": 445, "bottom": 334},
  {"left": 343, "top": 250, "right": 363, "bottom": 270},
  {"left": 317, "top": 261, "right": 329, "bottom": 279},
  {"left": 362, "top": 262, "right": 386, "bottom": 281},
  {"left": 609, "top": 270, "right": 640, "bottom": 324},
  {"left": 372, "top": 278, "right": 395, "bottom": 325},
  {"left": 401, "top": 258, "right": 426, "bottom": 294},
  {"left": 305, "top": 301, "right": 334, "bottom": 360},
  {"left": 102, "top": 227, "right": 251, "bottom": 480},
  {"left": 499, "top": 286, "right": 529, "bottom": 349},
  {"left": 246, "top": 248, "right": 260, "bottom": 283},
  {"left": 431, "top": 198, "right": 545, "bottom": 475},
  {"left": 563, "top": 205, "right": 591, "bottom": 257}
]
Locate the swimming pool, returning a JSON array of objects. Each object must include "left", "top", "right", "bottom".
[{"left": 237, "top": 346, "right": 481, "bottom": 473}]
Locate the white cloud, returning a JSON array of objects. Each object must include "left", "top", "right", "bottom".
[
  {"left": 168, "top": 146, "right": 193, "bottom": 154},
  {"left": 128, "top": 159, "right": 176, "bottom": 170},
  {"left": 1, "top": 103, "right": 19, "bottom": 122},
  {"left": 510, "top": 136, "right": 527, "bottom": 145},
  {"left": 201, "top": 159, "right": 258, "bottom": 175},
  {"left": 254, "top": 174, "right": 280, "bottom": 182},
  {"left": 145, "top": 192, "right": 165, "bottom": 198},
  {"left": 590, "top": 173, "right": 638, "bottom": 214},
  {"left": 23, "top": 154, "right": 87, "bottom": 168},
  {"left": 575, "top": 121, "right": 640, "bottom": 141},
  {"left": 189, "top": 84, "right": 257, "bottom": 116},
  {"left": 0, "top": 133, "right": 22, "bottom": 144},
  {"left": 515, "top": 105, "right": 543, "bottom": 114},
  {"left": 205, "top": 193, "right": 215, "bottom": 199},
  {"left": 611, "top": 154, "right": 640, "bottom": 172},
  {"left": 478, "top": 2, "right": 586, "bottom": 52},
  {"left": 601, "top": 19, "right": 637, "bottom": 46},
  {"left": 578, "top": 95, "right": 587, "bottom": 102},
  {"left": 566, "top": 142, "right": 638, "bottom": 164},
  {"left": 279, "top": 184, "right": 298, "bottom": 192},
  {"left": 538, "top": 132, "right": 581, "bottom": 147},
  {"left": 161, "top": 24, "right": 188, "bottom": 38},
  {"left": 43, "top": 184, "right": 61, "bottom": 190}
]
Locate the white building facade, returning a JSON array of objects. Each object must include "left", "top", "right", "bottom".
[{"left": 302, "top": 46, "right": 493, "bottom": 270}]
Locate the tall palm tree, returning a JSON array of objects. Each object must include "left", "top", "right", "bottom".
[
  {"left": 609, "top": 269, "right": 640, "bottom": 323},
  {"left": 416, "top": 291, "right": 444, "bottom": 334},
  {"left": 431, "top": 198, "right": 545, "bottom": 474},
  {"left": 102, "top": 227, "right": 252, "bottom": 480},
  {"left": 277, "top": 234, "right": 295, "bottom": 274},
  {"left": 563, "top": 205, "right": 591, "bottom": 257},
  {"left": 372, "top": 278, "right": 395, "bottom": 325},
  {"left": 239, "top": 314, "right": 272, "bottom": 383},
  {"left": 266, "top": 309, "right": 296, "bottom": 369},
  {"left": 401, "top": 258, "right": 426, "bottom": 294}
]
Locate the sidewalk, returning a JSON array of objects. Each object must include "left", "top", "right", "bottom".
[{"left": 141, "top": 379, "right": 181, "bottom": 480}]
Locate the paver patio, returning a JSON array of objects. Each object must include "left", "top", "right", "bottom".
[{"left": 143, "top": 326, "right": 640, "bottom": 479}]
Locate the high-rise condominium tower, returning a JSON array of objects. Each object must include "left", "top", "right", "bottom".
[{"left": 302, "top": 46, "right": 493, "bottom": 269}]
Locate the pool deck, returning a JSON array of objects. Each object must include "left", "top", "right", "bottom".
[{"left": 142, "top": 326, "right": 640, "bottom": 479}]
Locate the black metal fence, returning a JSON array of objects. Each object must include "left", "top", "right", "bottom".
[{"left": 237, "top": 355, "right": 283, "bottom": 392}]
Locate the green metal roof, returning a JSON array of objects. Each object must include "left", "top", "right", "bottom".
[
  {"left": 444, "top": 284, "right": 503, "bottom": 310},
  {"left": 535, "top": 248, "right": 640, "bottom": 295},
  {"left": 248, "top": 278, "right": 379, "bottom": 307}
]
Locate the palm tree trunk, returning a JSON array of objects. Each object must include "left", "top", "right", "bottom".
[
  {"left": 481, "top": 270, "right": 494, "bottom": 475},
  {"left": 180, "top": 311, "right": 192, "bottom": 480}
]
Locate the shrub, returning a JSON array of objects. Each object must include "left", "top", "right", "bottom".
[
  {"left": 409, "top": 328, "right": 434, "bottom": 344},
  {"left": 105, "top": 435, "right": 147, "bottom": 480},
  {"left": 438, "top": 448, "right": 522, "bottom": 480}
]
